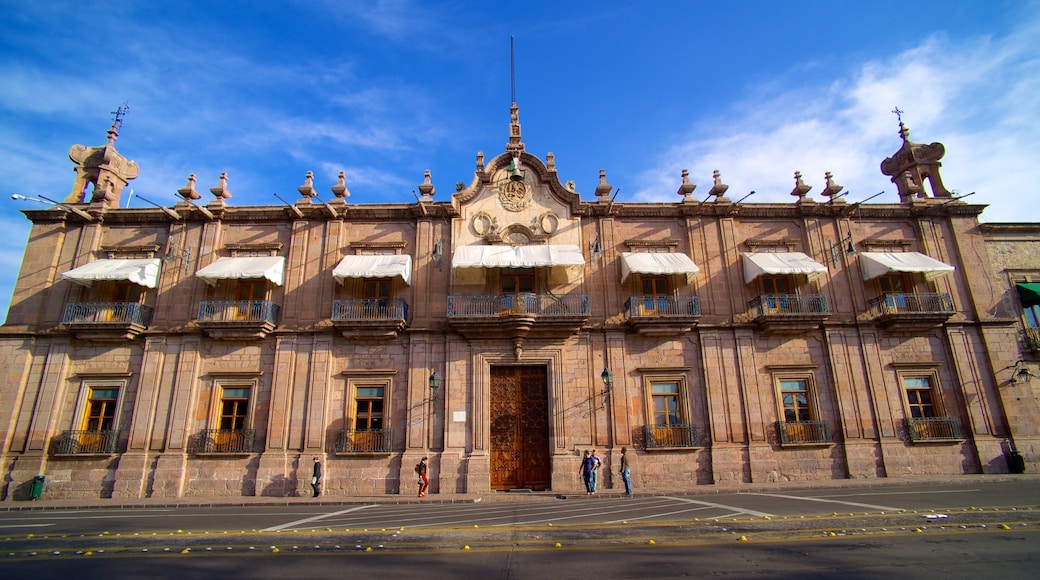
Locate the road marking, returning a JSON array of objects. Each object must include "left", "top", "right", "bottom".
[
  {"left": 814, "top": 489, "right": 979, "bottom": 498},
  {"left": 747, "top": 492, "right": 898, "bottom": 511},
  {"left": 261, "top": 504, "right": 376, "bottom": 531},
  {"left": 664, "top": 497, "right": 775, "bottom": 517},
  {"left": 606, "top": 505, "right": 716, "bottom": 523},
  {"left": 0, "top": 523, "right": 55, "bottom": 529}
]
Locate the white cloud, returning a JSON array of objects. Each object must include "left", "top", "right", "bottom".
[{"left": 633, "top": 23, "right": 1040, "bottom": 223}]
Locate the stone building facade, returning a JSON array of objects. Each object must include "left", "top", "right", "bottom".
[{"left": 1, "top": 108, "right": 1036, "bottom": 500}]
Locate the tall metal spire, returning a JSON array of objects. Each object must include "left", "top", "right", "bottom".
[{"left": 506, "top": 36, "right": 524, "bottom": 156}]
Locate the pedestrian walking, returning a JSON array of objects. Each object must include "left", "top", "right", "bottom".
[
  {"left": 416, "top": 456, "right": 429, "bottom": 498},
  {"left": 580, "top": 450, "right": 594, "bottom": 494},
  {"left": 619, "top": 447, "right": 632, "bottom": 496},
  {"left": 589, "top": 449, "right": 602, "bottom": 494},
  {"left": 311, "top": 457, "right": 322, "bottom": 498}
]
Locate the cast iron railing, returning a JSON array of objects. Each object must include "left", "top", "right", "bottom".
[
  {"left": 625, "top": 295, "right": 701, "bottom": 318},
  {"left": 747, "top": 294, "right": 829, "bottom": 316},
  {"left": 54, "top": 430, "right": 121, "bottom": 454},
  {"left": 906, "top": 417, "right": 961, "bottom": 441},
  {"left": 197, "top": 301, "right": 280, "bottom": 324},
  {"left": 195, "top": 429, "right": 256, "bottom": 454},
  {"left": 61, "top": 302, "right": 153, "bottom": 326},
  {"left": 868, "top": 292, "right": 954, "bottom": 316},
  {"left": 335, "top": 428, "right": 393, "bottom": 453},
  {"left": 778, "top": 420, "right": 832, "bottom": 444},
  {"left": 332, "top": 298, "right": 408, "bottom": 321},
  {"left": 643, "top": 424, "right": 699, "bottom": 448},
  {"left": 447, "top": 294, "right": 590, "bottom": 318}
]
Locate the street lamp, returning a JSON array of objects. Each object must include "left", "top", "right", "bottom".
[{"left": 600, "top": 368, "right": 613, "bottom": 392}]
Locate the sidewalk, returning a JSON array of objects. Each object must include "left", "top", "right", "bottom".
[{"left": 4, "top": 472, "right": 1038, "bottom": 511}]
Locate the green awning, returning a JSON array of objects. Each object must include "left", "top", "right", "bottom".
[{"left": 1016, "top": 283, "right": 1040, "bottom": 308}]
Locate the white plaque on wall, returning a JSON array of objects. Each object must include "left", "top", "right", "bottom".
[{"left": 453, "top": 411, "right": 466, "bottom": 423}]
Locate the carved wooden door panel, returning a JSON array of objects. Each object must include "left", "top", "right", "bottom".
[{"left": 490, "top": 366, "right": 550, "bottom": 491}]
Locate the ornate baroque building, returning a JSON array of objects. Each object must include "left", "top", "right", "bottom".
[{"left": 1, "top": 106, "right": 1036, "bottom": 500}]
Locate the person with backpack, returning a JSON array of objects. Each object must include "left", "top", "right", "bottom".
[{"left": 416, "top": 456, "right": 429, "bottom": 497}]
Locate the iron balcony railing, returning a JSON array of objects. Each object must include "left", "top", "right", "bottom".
[
  {"left": 332, "top": 298, "right": 408, "bottom": 321},
  {"left": 868, "top": 292, "right": 955, "bottom": 316},
  {"left": 906, "top": 417, "right": 961, "bottom": 441},
  {"left": 336, "top": 428, "right": 393, "bottom": 453},
  {"left": 61, "top": 302, "right": 153, "bottom": 326},
  {"left": 197, "top": 300, "right": 280, "bottom": 324},
  {"left": 778, "top": 420, "right": 832, "bottom": 445},
  {"left": 643, "top": 424, "right": 699, "bottom": 449},
  {"left": 1024, "top": 328, "right": 1040, "bottom": 352},
  {"left": 447, "top": 294, "right": 590, "bottom": 318},
  {"left": 54, "top": 430, "right": 120, "bottom": 454},
  {"left": 625, "top": 295, "right": 701, "bottom": 318},
  {"left": 194, "top": 429, "right": 256, "bottom": 454},
  {"left": 747, "top": 294, "right": 829, "bottom": 317}
]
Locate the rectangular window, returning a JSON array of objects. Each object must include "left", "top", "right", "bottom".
[
  {"left": 501, "top": 268, "right": 535, "bottom": 294},
  {"left": 354, "top": 386, "right": 385, "bottom": 431},
  {"left": 219, "top": 387, "right": 251, "bottom": 430},
  {"left": 651, "top": 382, "right": 682, "bottom": 427},
  {"left": 363, "top": 279, "right": 392, "bottom": 299},
  {"left": 236, "top": 280, "right": 267, "bottom": 302},
  {"left": 112, "top": 282, "right": 143, "bottom": 303},
  {"left": 761, "top": 275, "right": 792, "bottom": 294},
  {"left": 641, "top": 276, "right": 670, "bottom": 313},
  {"left": 642, "top": 376, "right": 696, "bottom": 448},
  {"left": 83, "top": 387, "right": 119, "bottom": 431},
  {"left": 773, "top": 372, "right": 830, "bottom": 444},
  {"left": 904, "top": 376, "right": 936, "bottom": 418},
  {"left": 779, "top": 379, "right": 811, "bottom": 422}
]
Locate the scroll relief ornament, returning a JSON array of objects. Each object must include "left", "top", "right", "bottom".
[{"left": 495, "top": 161, "right": 532, "bottom": 212}]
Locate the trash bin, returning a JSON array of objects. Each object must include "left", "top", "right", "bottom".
[
  {"left": 1007, "top": 451, "right": 1026, "bottom": 474},
  {"left": 29, "top": 475, "right": 45, "bottom": 500}
]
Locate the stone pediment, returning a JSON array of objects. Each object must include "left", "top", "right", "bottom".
[{"left": 452, "top": 151, "right": 584, "bottom": 247}]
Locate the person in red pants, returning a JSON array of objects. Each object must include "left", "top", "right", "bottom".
[{"left": 416, "top": 456, "right": 429, "bottom": 497}]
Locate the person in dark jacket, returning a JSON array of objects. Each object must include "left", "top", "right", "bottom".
[
  {"left": 311, "top": 457, "right": 322, "bottom": 498},
  {"left": 417, "top": 456, "right": 429, "bottom": 498}
]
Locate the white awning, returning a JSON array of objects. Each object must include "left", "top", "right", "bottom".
[
  {"left": 620, "top": 252, "right": 700, "bottom": 284},
  {"left": 61, "top": 258, "right": 162, "bottom": 288},
  {"left": 742, "top": 252, "right": 828, "bottom": 283},
  {"left": 196, "top": 256, "right": 285, "bottom": 286},
  {"left": 332, "top": 255, "right": 413, "bottom": 286},
  {"left": 859, "top": 251, "right": 954, "bottom": 281},
  {"left": 452, "top": 244, "right": 586, "bottom": 285},
  {"left": 451, "top": 245, "right": 586, "bottom": 270}
]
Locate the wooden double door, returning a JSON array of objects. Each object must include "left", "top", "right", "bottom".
[{"left": 490, "top": 366, "right": 551, "bottom": 491}]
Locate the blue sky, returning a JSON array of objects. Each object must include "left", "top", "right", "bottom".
[{"left": 2, "top": 1, "right": 1038, "bottom": 320}]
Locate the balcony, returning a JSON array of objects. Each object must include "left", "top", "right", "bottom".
[
  {"left": 868, "top": 292, "right": 955, "bottom": 332},
  {"left": 906, "top": 417, "right": 962, "bottom": 442},
  {"left": 335, "top": 428, "right": 393, "bottom": 455},
  {"left": 196, "top": 300, "right": 279, "bottom": 340},
  {"left": 193, "top": 429, "right": 257, "bottom": 455},
  {"left": 643, "top": 424, "right": 700, "bottom": 450},
  {"left": 625, "top": 295, "right": 701, "bottom": 336},
  {"left": 332, "top": 298, "right": 408, "bottom": 339},
  {"left": 52, "top": 430, "right": 121, "bottom": 456},
  {"left": 61, "top": 302, "right": 153, "bottom": 341},
  {"left": 1023, "top": 328, "right": 1040, "bottom": 352},
  {"left": 777, "top": 420, "right": 833, "bottom": 446},
  {"left": 748, "top": 293, "right": 830, "bottom": 333},
  {"left": 447, "top": 293, "right": 589, "bottom": 341}
]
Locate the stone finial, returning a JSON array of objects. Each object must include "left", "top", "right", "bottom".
[
  {"left": 298, "top": 171, "right": 317, "bottom": 198},
  {"left": 595, "top": 169, "right": 613, "bottom": 200},
  {"left": 476, "top": 152, "right": 485, "bottom": 172},
  {"left": 565, "top": 180, "right": 576, "bottom": 192},
  {"left": 546, "top": 152, "right": 556, "bottom": 172},
  {"left": 331, "top": 171, "right": 350, "bottom": 198},
  {"left": 708, "top": 169, "right": 729, "bottom": 199},
  {"left": 676, "top": 169, "right": 697, "bottom": 200},
  {"left": 418, "top": 169, "right": 435, "bottom": 199},
  {"left": 822, "top": 171, "right": 844, "bottom": 198},
  {"left": 210, "top": 172, "right": 232, "bottom": 200},
  {"left": 790, "top": 171, "right": 811, "bottom": 199},
  {"left": 455, "top": 182, "right": 465, "bottom": 192},
  {"left": 177, "top": 173, "right": 201, "bottom": 201}
]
